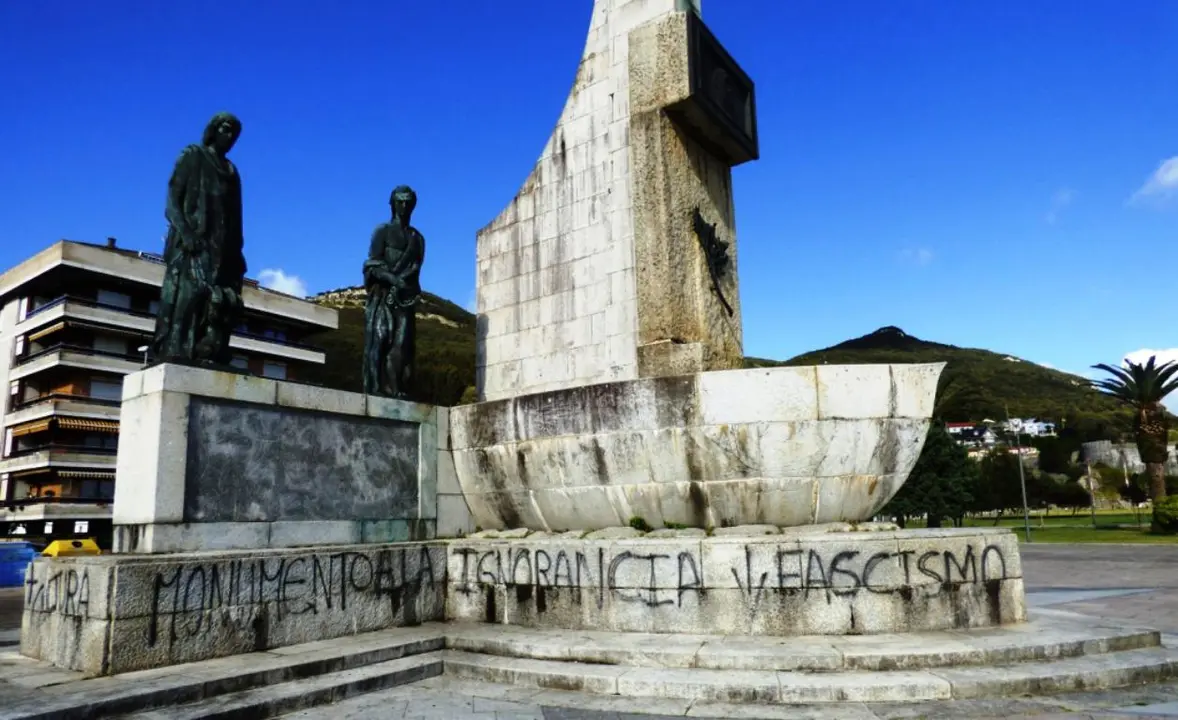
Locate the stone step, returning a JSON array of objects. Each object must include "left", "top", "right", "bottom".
[
  {"left": 441, "top": 645, "right": 1178, "bottom": 704},
  {"left": 0, "top": 625, "right": 446, "bottom": 720},
  {"left": 443, "top": 615, "right": 1161, "bottom": 672},
  {"left": 116, "top": 652, "right": 442, "bottom": 720}
]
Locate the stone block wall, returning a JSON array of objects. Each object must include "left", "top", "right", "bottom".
[
  {"left": 475, "top": 0, "right": 682, "bottom": 401},
  {"left": 446, "top": 528, "right": 1026, "bottom": 636},
  {"left": 21, "top": 542, "right": 446, "bottom": 676}
]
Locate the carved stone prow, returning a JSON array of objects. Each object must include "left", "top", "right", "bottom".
[{"left": 629, "top": 10, "right": 758, "bottom": 379}]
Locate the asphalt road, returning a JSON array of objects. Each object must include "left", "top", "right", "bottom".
[
  {"left": 1020, "top": 543, "right": 1178, "bottom": 634},
  {"left": 0, "top": 587, "right": 21, "bottom": 632}
]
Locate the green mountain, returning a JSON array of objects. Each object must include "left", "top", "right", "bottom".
[
  {"left": 768, "top": 325, "right": 1129, "bottom": 429},
  {"left": 301, "top": 287, "right": 476, "bottom": 406},
  {"left": 302, "top": 296, "right": 1129, "bottom": 438}
]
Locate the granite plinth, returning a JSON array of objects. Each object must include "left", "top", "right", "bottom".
[
  {"left": 450, "top": 363, "right": 943, "bottom": 532},
  {"left": 445, "top": 528, "right": 1026, "bottom": 636},
  {"left": 113, "top": 364, "right": 450, "bottom": 553},
  {"left": 19, "top": 542, "right": 447, "bottom": 676}
]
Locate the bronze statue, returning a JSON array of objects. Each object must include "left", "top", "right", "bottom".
[
  {"left": 151, "top": 112, "right": 247, "bottom": 366},
  {"left": 363, "top": 186, "right": 425, "bottom": 398}
]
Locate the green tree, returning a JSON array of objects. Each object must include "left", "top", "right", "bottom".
[
  {"left": 1032, "top": 436, "right": 1075, "bottom": 475},
  {"left": 1091, "top": 356, "right": 1178, "bottom": 502},
  {"left": 975, "top": 447, "right": 1027, "bottom": 518},
  {"left": 884, "top": 424, "right": 980, "bottom": 528},
  {"left": 1042, "top": 476, "right": 1091, "bottom": 514}
]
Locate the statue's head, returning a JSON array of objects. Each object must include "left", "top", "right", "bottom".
[
  {"left": 202, "top": 112, "right": 242, "bottom": 155},
  {"left": 390, "top": 185, "right": 417, "bottom": 220}
]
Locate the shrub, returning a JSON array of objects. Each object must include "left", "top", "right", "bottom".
[
  {"left": 628, "top": 516, "right": 652, "bottom": 533},
  {"left": 1152, "top": 496, "right": 1178, "bottom": 535}
]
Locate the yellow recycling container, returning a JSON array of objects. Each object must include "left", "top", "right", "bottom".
[{"left": 42, "top": 539, "right": 102, "bottom": 557}]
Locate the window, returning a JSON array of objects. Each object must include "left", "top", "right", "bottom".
[
  {"left": 148, "top": 300, "right": 161, "bottom": 315},
  {"left": 230, "top": 355, "right": 250, "bottom": 370},
  {"left": 3, "top": 429, "right": 10, "bottom": 457},
  {"left": 16, "top": 297, "right": 29, "bottom": 322},
  {"left": 14, "top": 335, "right": 25, "bottom": 357},
  {"left": 262, "top": 361, "right": 287, "bottom": 380},
  {"left": 90, "top": 379, "right": 123, "bottom": 401},
  {"left": 96, "top": 290, "right": 131, "bottom": 310},
  {"left": 43, "top": 521, "right": 53, "bottom": 534},
  {"left": 93, "top": 335, "right": 127, "bottom": 355},
  {"left": 73, "top": 521, "right": 89, "bottom": 534}
]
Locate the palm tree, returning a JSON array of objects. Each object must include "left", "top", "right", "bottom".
[{"left": 1090, "top": 356, "right": 1178, "bottom": 502}]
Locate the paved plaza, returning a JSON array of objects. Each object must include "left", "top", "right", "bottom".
[{"left": 1, "top": 543, "right": 1177, "bottom": 719}]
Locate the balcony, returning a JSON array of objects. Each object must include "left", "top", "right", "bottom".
[
  {"left": 0, "top": 445, "right": 117, "bottom": 475},
  {"left": 1, "top": 499, "right": 114, "bottom": 524},
  {"left": 229, "top": 330, "right": 326, "bottom": 364},
  {"left": 9, "top": 343, "right": 143, "bottom": 381},
  {"left": 4, "top": 394, "right": 121, "bottom": 429},
  {"left": 18, "top": 296, "right": 154, "bottom": 337},
  {"left": 18, "top": 296, "right": 327, "bottom": 365}
]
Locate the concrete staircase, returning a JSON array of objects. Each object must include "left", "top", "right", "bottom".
[
  {"left": 1, "top": 611, "right": 1176, "bottom": 719},
  {"left": 440, "top": 611, "right": 1178, "bottom": 704},
  {"left": 0, "top": 628, "right": 444, "bottom": 720}
]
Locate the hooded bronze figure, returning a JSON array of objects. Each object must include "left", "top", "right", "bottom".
[{"left": 151, "top": 112, "right": 247, "bottom": 366}]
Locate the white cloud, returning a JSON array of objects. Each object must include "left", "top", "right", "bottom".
[
  {"left": 1045, "top": 187, "right": 1075, "bottom": 225},
  {"left": 257, "top": 268, "right": 309, "bottom": 298},
  {"left": 1130, "top": 156, "right": 1178, "bottom": 205},
  {"left": 1123, "top": 348, "right": 1178, "bottom": 368},
  {"left": 1118, "top": 348, "right": 1178, "bottom": 410},
  {"left": 900, "top": 247, "right": 934, "bottom": 266}
]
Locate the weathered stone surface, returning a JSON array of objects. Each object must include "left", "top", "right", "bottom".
[
  {"left": 646, "top": 528, "right": 707, "bottom": 539},
  {"left": 584, "top": 527, "right": 645, "bottom": 540},
  {"left": 713, "top": 525, "right": 780, "bottom": 537},
  {"left": 444, "top": 528, "right": 1026, "bottom": 636},
  {"left": 185, "top": 397, "right": 418, "bottom": 523},
  {"left": 450, "top": 363, "right": 943, "bottom": 531},
  {"left": 112, "top": 364, "right": 445, "bottom": 553},
  {"left": 19, "top": 543, "right": 447, "bottom": 676}
]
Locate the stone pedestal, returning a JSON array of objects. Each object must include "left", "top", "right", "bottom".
[
  {"left": 112, "top": 364, "right": 460, "bottom": 553},
  {"left": 445, "top": 528, "right": 1026, "bottom": 636}
]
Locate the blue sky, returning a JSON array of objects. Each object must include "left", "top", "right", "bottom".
[{"left": 2, "top": 1, "right": 1177, "bottom": 377}]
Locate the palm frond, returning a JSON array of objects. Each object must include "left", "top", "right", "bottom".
[{"left": 1090, "top": 356, "right": 1178, "bottom": 406}]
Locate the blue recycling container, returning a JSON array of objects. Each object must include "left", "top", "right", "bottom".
[{"left": 0, "top": 542, "right": 37, "bottom": 588}]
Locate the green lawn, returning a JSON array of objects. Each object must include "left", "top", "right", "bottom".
[{"left": 905, "top": 510, "right": 1178, "bottom": 543}]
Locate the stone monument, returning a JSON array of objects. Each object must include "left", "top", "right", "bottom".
[
  {"left": 454, "top": 1, "right": 935, "bottom": 534},
  {"left": 446, "top": 0, "right": 1016, "bottom": 638},
  {"left": 14, "top": 6, "right": 1177, "bottom": 710},
  {"left": 152, "top": 112, "right": 248, "bottom": 367},
  {"left": 363, "top": 185, "right": 425, "bottom": 399}
]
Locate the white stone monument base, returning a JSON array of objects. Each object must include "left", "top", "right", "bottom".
[
  {"left": 20, "top": 542, "right": 446, "bottom": 676},
  {"left": 445, "top": 527, "right": 1026, "bottom": 636},
  {"left": 450, "top": 364, "right": 944, "bottom": 533}
]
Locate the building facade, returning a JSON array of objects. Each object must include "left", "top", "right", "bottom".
[{"left": 0, "top": 239, "right": 338, "bottom": 549}]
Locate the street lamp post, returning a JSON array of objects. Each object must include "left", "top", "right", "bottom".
[{"left": 1006, "top": 406, "right": 1033, "bottom": 542}]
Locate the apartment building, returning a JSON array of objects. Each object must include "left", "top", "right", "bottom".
[{"left": 0, "top": 239, "right": 338, "bottom": 549}]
